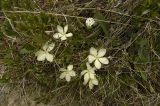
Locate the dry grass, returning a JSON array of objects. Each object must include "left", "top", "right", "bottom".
[{"left": 0, "top": 0, "right": 160, "bottom": 106}]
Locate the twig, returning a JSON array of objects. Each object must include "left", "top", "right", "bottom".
[
  {"left": 76, "top": 7, "right": 158, "bottom": 23},
  {"left": 1, "top": 10, "right": 160, "bottom": 31},
  {"left": 3, "top": 11, "right": 21, "bottom": 36}
]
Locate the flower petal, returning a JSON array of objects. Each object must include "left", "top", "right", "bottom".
[
  {"left": 60, "top": 68, "right": 66, "bottom": 72},
  {"left": 91, "top": 78, "right": 98, "bottom": 85},
  {"left": 88, "top": 55, "right": 96, "bottom": 63},
  {"left": 64, "top": 25, "right": 68, "bottom": 34},
  {"left": 69, "top": 71, "right": 76, "bottom": 76},
  {"left": 90, "top": 68, "right": 96, "bottom": 73},
  {"left": 67, "top": 65, "right": 73, "bottom": 71},
  {"left": 81, "top": 70, "right": 87, "bottom": 76},
  {"left": 94, "top": 60, "right": 101, "bottom": 69},
  {"left": 42, "top": 42, "right": 48, "bottom": 51},
  {"left": 46, "top": 53, "right": 54, "bottom": 62},
  {"left": 86, "top": 18, "right": 95, "bottom": 28},
  {"left": 58, "top": 33, "right": 63, "bottom": 37},
  {"left": 83, "top": 73, "right": 89, "bottom": 85},
  {"left": 65, "top": 33, "right": 73, "bottom": 37},
  {"left": 47, "top": 43, "right": 55, "bottom": 52},
  {"left": 61, "top": 36, "right": 67, "bottom": 41},
  {"left": 97, "top": 49, "right": 106, "bottom": 57},
  {"left": 53, "top": 33, "right": 60, "bottom": 39},
  {"left": 89, "top": 73, "right": 95, "bottom": 79},
  {"left": 57, "top": 25, "right": 64, "bottom": 34},
  {"left": 86, "top": 62, "right": 92, "bottom": 70},
  {"left": 99, "top": 57, "right": 109, "bottom": 64},
  {"left": 37, "top": 54, "right": 46, "bottom": 61},
  {"left": 35, "top": 50, "right": 44, "bottom": 56},
  {"left": 36, "top": 50, "right": 46, "bottom": 61},
  {"left": 60, "top": 72, "right": 66, "bottom": 79},
  {"left": 89, "top": 81, "right": 94, "bottom": 89},
  {"left": 90, "top": 47, "right": 97, "bottom": 56},
  {"left": 65, "top": 74, "right": 71, "bottom": 82}
]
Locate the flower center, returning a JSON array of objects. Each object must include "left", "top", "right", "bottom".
[{"left": 94, "top": 56, "right": 99, "bottom": 60}]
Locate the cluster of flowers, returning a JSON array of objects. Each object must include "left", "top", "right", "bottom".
[{"left": 35, "top": 18, "right": 109, "bottom": 89}]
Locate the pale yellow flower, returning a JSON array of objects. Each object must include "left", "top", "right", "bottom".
[
  {"left": 53, "top": 25, "right": 73, "bottom": 41},
  {"left": 88, "top": 47, "right": 109, "bottom": 69},
  {"left": 35, "top": 42, "right": 55, "bottom": 62},
  {"left": 88, "top": 77, "right": 98, "bottom": 89},
  {"left": 81, "top": 63, "right": 99, "bottom": 89},
  {"left": 86, "top": 18, "right": 95, "bottom": 28},
  {"left": 60, "top": 65, "right": 76, "bottom": 82},
  {"left": 81, "top": 63, "right": 96, "bottom": 84}
]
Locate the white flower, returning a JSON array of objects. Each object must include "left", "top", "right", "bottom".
[
  {"left": 35, "top": 42, "right": 55, "bottom": 62},
  {"left": 86, "top": 17, "right": 95, "bottom": 28},
  {"left": 88, "top": 77, "right": 98, "bottom": 89},
  {"left": 88, "top": 47, "right": 109, "bottom": 69},
  {"left": 60, "top": 65, "right": 76, "bottom": 82},
  {"left": 53, "top": 25, "right": 73, "bottom": 41},
  {"left": 81, "top": 63, "right": 99, "bottom": 89},
  {"left": 81, "top": 63, "right": 96, "bottom": 85}
]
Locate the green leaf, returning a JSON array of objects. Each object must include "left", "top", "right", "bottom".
[
  {"left": 135, "top": 66, "right": 148, "bottom": 81},
  {"left": 142, "top": 9, "right": 150, "bottom": 15},
  {"left": 87, "top": 26, "right": 102, "bottom": 38},
  {"left": 94, "top": 11, "right": 110, "bottom": 36},
  {"left": 149, "top": 83, "right": 155, "bottom": 93},
  {"left": 20, "top": 44, "right": 35, "bottom": 54}
]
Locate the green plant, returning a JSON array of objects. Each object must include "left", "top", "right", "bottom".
[{"left": 0, "top": 0, "right": 160, "bottom": 105}]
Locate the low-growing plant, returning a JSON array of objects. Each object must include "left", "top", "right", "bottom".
[{"left": 0, "top": 0, "right": 160, "bottom": 105}]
